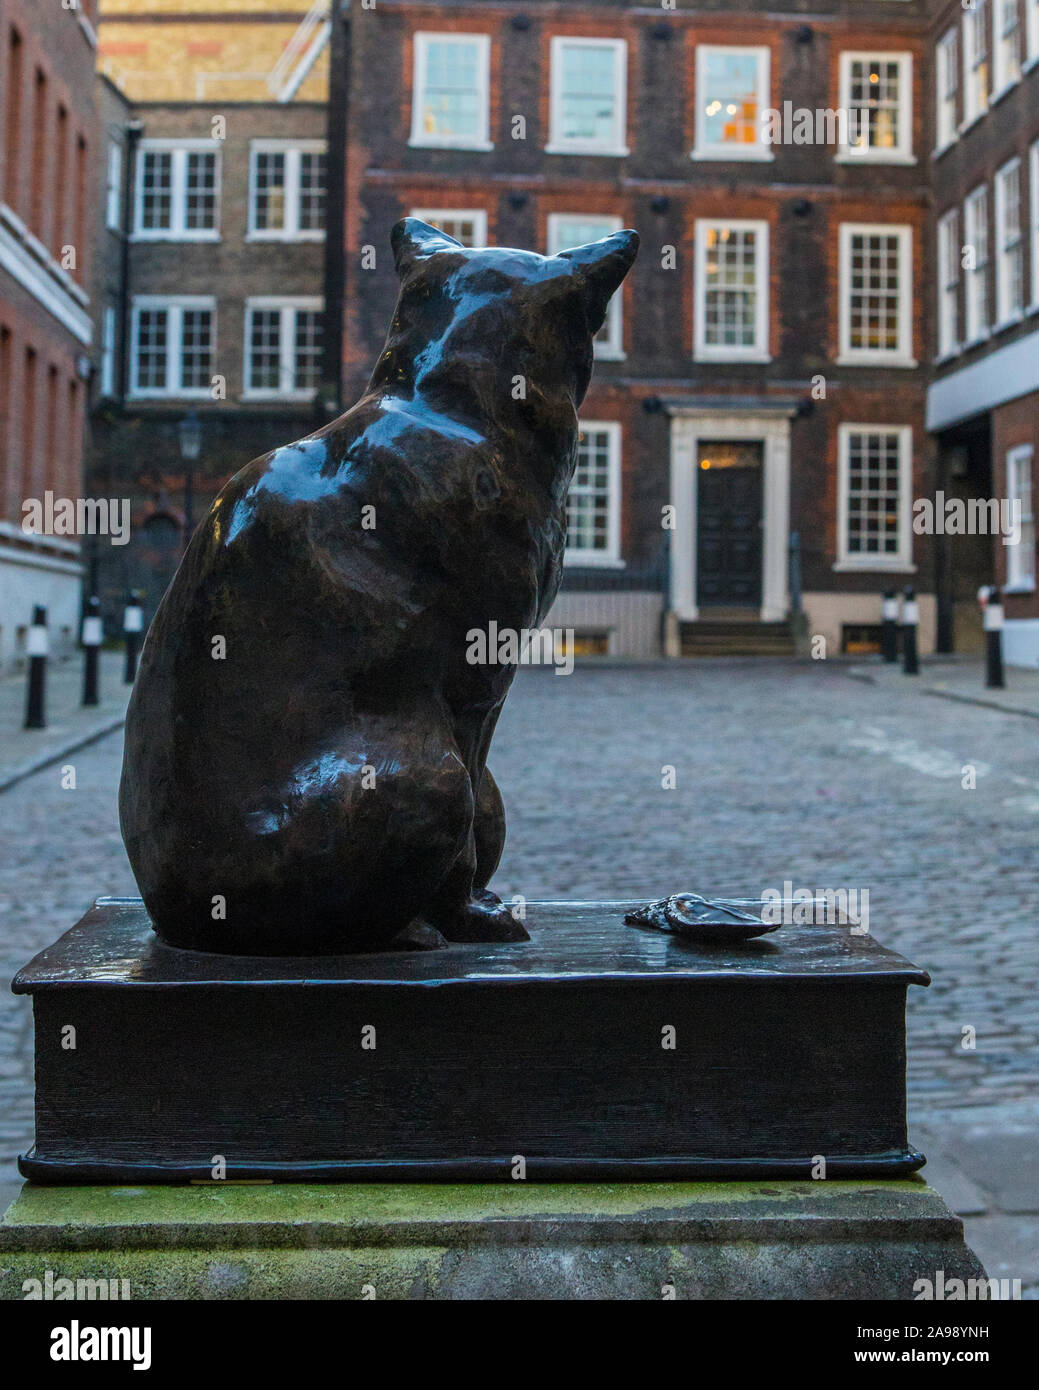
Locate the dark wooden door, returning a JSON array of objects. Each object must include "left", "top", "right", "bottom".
[{"left": 696, "top": 442, "right": 763, "bottom": 607}]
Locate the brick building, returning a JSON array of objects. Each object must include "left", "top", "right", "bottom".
[
  {"left": 927, "top": 0, "right": 1039, "bottom": 666},
  {"left": 336, "top": 0, "right": 936, "bottom": 658},
  {"left": 86, "top": 0, "right": 333, "bottom": 620},
  {"left": 0, "top": 0, "right": 99, "bottom": 673}
]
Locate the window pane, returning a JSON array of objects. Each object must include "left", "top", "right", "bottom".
[
  {"left": 847, "top": 432, "right": 902, "bottom": 555},
  {"left": 294, "top": 310, "right": 323, "bottom": 390},
  {"left": 567, "top": 428, "right": 613, "bottom": 553},
  {"left": 849, "top": 233, "right": 902, "bottom": 352},
  {"left": 253, "top": 151, "right": 286, "bottom": 231},
  {"left": 848, "top": 58, "right": 902, "bottom": 152},
  {"left": 249, "top": 309, "right": 281, "bottom": 391},
  {"left": 136, "top": 308, "right": 167, "bottom": 389},
  {"left": 704, "top": 225, "right": 758, "bottom": 347},
  {"left": 701, "top": 51, "right": 762, "bottom": 148},
  {"left": 185, "top": 152, "right": 217, "bottom": 231},
  {"left": 180, "top": 309, "right": 212, "bottom": 390},
  {"left": 421, "top": 39, "right": 481, "bottom": 140},
  {"left": 140, "top": 151, "right": 172, "bottom": 231},
  {"left": 559, "top": 43, "right": 618, "bottom": 144},
  {"left": 298, "top": 151, "right": 326, "bottom": 232}
]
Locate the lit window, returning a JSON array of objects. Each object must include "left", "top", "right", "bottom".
[
  {"left": 694, "top": 220, "right": 769, "bottom": 361},
  {"left": 993, "top": 0, "right": 1021, "bottom": 94},
  {"left": 964, "top": 185, "right": 990, "bottom": 342},
  {"left": 838, "top": 425, "right": 912, "bottom": 569},
  {"left": 1006, "top": 444, "right": 1036, "bottom": 590},
  {"left": 566, "top": 422, "right": 621, "bottom": 564},
  {"left": 548, "top": 214, "right": 625, "bottom": 358},
  {"left": 937, "top": 210, "right": 960, "bottom": 358},
  {"left": 248, "top": 141, "right": 326, "bottom": 240},
  {"left": 548, "top": 37, "right": 628, "bottom": 155},
  {"left": 410, "top": 209, "right": 487, "bottom": 247},
  {"left": 840, "top": 53, "right": 913, "bottom": 162},
  {"left": 936, "top": 29, "right": 959, "bottom": 151},
  {"left": 694, "top": 46, "right": 771, "bottom": 160},
  {"left": 410, "top": 33, "right": 491, "bottom": 150},
  {"left": 995, "top": 158, "right": 1024, "bottom": 325},
  {"left": 100, "top": 304, "right": 116, "bottom": 397},
  {"left": 838, "top": 225, "right": 913, "bottom": 364},
  {"left": 963, "top": 0, "right": 990, "bottom": 124},
  {"left": 130, "top": 297, "right": 215, "bottom": 398},
  {"left": 105, "top": 141, "right": 122, "bottom": 231},
  {"left": 135, "top": 143, "right": 220, "bottom": 239},
  {"left": 244, "top": 299, "right": 324, "bottom": 399}
]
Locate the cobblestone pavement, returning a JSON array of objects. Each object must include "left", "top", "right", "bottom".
[{"left": 1, "top": 659, "right": 1036, "bottom": 1283}]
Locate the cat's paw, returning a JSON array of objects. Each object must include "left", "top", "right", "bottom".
[
  {"left": 390, "top": 920, "right": 449, "bottom": 951},
  {"left": 436, "top": 890, "right": 531, "bottom": 944}
]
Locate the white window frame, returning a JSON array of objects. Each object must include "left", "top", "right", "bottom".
[
  {"left": 962, "top": 0, "right": 990, "bottom": 127},
  {"left": 129, "top": 295, "right": 216, "bottom": 400},
  {"left": 693, "top": 218, "right": 770, "bottom": 363},
  {"left": 1005, "top": 443, "right": 1036, "bottom": 591},
  {"left": 409, "top": 32, "right": 492, "bottom": 151},
  {"left": 247, "top": 140, "right": 327, "bottom": 242},
  {"left": 964, "top": 184, "right": 991, "bottom": 344},
  {"left": 836, "top": 423, "right": 914, "bottom": 572},
  {"left": 837, "top": 223, "right": 915, "bottom": 366},
  {"left": 1031, "top": 141, "right": 1039, "bottom": 309},
  {"left": 546, "top": 36, "right": 629, "bottom": 157},
  {"left": 992, "top": 0, "right": 1022, "bottom": 97},
  {"left": 547, "top": 213, "right": 625, "bottom": 359},
  {"left": 994, "top": 157, "right": 1024, "bottom": 329},
  {"left": 693, "top": 45, "right": 773, "bottom": 162},
  {"left": 837, "top": 52, "right": 914, "bottom": 164},
  {"left": 935, "top": 28, "right": 959, "bottom": 154},
  {"left": 133, "top": 139, "right": 221, "bottom": 242},
  {"left": 937, "top": 209, "right": 961, "bottom": 359},
  {"left": 105, "top": 140, "right": 122, "bottom": 231},
  {"left": 564, "top": 419, "right": 622, "bottom": 566},
  {"left": 1028, "top": 0, "right": 1039, "bottom": 66},
  {"left": 242, "top": 296, "right": 324, "bottom": 402},
  {"left": 409, "top": 208, "right": 488, "bottom": 247},
  {"left": 100, "top": 304, "right": 116, "bottom": 397}
]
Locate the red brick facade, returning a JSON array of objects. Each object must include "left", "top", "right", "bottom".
[
  {"left": 0, "top": 0, "right": 99, "bottom": 669},
  {"left": 339, "top": 0, "right": 935, "bottom": 657}
]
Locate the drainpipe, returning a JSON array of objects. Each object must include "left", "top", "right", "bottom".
[
  {"left": 321, "top": 0, "right": 350, "bottom": 417},
  {"left": 118, "top": 118, "right": 144, "bottom": 404}
]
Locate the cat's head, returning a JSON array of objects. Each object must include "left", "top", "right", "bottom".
[{"left": 374, "top": 218, "right": 639, "bottom": 413}]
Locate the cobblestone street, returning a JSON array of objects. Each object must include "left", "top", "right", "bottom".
[{"left": 1, "top": 659, "right": 1037, "bottom": 1287}]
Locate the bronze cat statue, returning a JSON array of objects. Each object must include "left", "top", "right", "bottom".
[{"left": 119, "top": 218, "right": 639, "bottom": 953}]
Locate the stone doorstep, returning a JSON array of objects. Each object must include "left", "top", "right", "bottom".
[{"left": 0, "top": 1179, "right": 987, "bottom": 1300}]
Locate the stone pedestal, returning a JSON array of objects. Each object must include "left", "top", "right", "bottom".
[{"left": 0, "top": 1178, "right": 985, "bottom": 1300}]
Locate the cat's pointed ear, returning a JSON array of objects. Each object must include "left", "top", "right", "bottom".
[
  {"left": 556, "top": 229, "right": 640, "bottom": 331},
  {"left": 391, "top": 218, "right": 465, "bottom": 277}
]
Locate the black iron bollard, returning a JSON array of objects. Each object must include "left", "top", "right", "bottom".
[
  {"left": 984, "top": 586, "right": 1005, "bottom": 689},
  {"left": 123, "top": 591, "right": 144, "bottom": 685},
  {"left": 881, "top": 589, "right": 899, "bottom": 663},
  {"left": 902, "top": 586, "right": 919, "bottom": 676},
  {"left": 81, "top": 596, "right": 102, "bottom": 707},
  {"left": 24, "top": 605, "right": 48, "bottom": 729}
]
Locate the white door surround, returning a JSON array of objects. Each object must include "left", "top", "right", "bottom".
[{"left": 668, "top": 407, "right": 793, "bottom": 623}]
